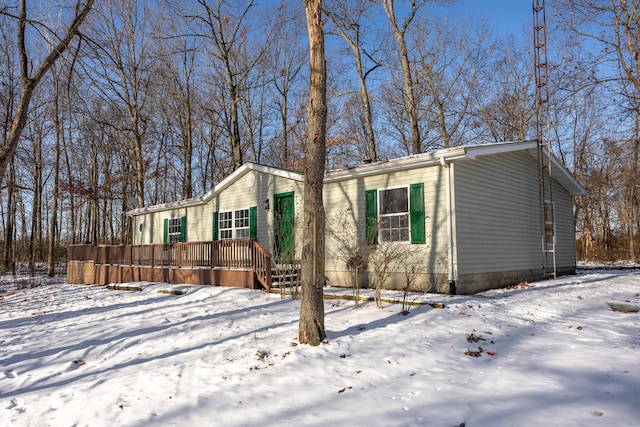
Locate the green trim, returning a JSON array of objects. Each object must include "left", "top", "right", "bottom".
[
  {"left": 180, "top": 216, "right": 187, "bottom": 242},
  {"left": 274, "top": 192, "right": 295, "bottom": 262},
  {"left": 249, "top": 206, "right": 257, "bottom": 239},
  {"left": 163, "top": 219, "right": 168, "bottom": 244},
  {"left": 274, "top": 191, "right": 295, "bottom": 199},
  {"left": 365, "top": 189, "right": 378, "bottom": 245},
  {"left": 212, "top": 211, "right": 218, "bottom": 241},
  {"left": 410, "top": 183, "right": 425, "bottom": 244}
]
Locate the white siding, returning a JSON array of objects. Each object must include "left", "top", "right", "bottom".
[
  {"left": 455, "top": 151, "right": 575, "bottom": 275},
  {"left": 211, "top": 172, "right": 303, "bottom": 256},
  {"left": 323, "top": 165, "right": 450, "bottom": 288},
  {"left": 552, "top": 178, "right": 577, "bottom": 271},
  {"left": 132, "top": 170, "right": 303, "bottom": 258}
]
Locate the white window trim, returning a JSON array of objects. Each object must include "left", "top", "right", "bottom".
[
  {"left": 168, "top": 217, "right": 182, "bottom": 244},
  {"left": 219, "top": 208, "right": 250, "bottom": 240},
  {"left": 378, "top": 185, "right": 411, "bottom": 243}
]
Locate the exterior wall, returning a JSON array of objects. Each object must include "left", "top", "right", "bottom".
[
  {"left": 452, "top": 150, "right": 576, "bottom": 293},
  {"left": 209, "top": 171, "right": 303, "bottom": 258},
  {"left": 323, "top": 165, "right": 450, "bottom": 292},
  {"left": 132, "top": 170, "right": 304, "bottom": 259},
  {"left": 128, "top": 148, "right": 580, "bottom": 295},
  {"left": 134, "top": 207, "right": 188, "bottom": 245},
  {"left": 551, "top": 177, "right": 578, "bottom": 274}
]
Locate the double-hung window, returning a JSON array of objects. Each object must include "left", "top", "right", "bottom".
[
  {"left": 365, "top": 183, "right": 425, "bottom": 244},
  {"left": 378, "top": 187, "right": 410, "bottom": 242},
  {"left": 215, "top": 208, "right": 255, "bottom": 240},
  {"left": 163, "top": 216, "right": 186, "bottom": 244},
  {"left": 219, "top": 211, "right": 234, "bottom": 240}
]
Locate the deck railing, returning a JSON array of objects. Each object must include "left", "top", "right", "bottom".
[{"left": 68, "top": 239, "right": 272, "bottom": 290}]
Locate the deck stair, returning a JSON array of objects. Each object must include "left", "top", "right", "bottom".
[{"left": 270, "top": 261, "right": 301, "bottom": 290}]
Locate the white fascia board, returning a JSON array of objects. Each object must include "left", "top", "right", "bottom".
[
  {"left": 548, "top": 154, "right": 587, "bottom": 196},
  {"left": 453, "top": 141, "right": 585, "bottom": 196},
  {"left": 325, "top": 153, "right": 438, "bottom": 182},
  {"left": 325, "top": 141, "right": 535, "bottom": 182},
  {"left": 128, "top": 163, "right": 304, "bottom": 216},
  {"left": 462, "top": 140, "right": 538, "bottom": 160}
]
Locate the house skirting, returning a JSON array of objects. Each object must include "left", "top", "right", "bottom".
[
  {"left": 325, "top": 270, "right": 450, "bottom": 294},
  {"left": 325, "top": 266, "right": 576, "bottom": 295},
  {"left": 67, "top": 261, "right": 255, "bottom": 289},
  {"left": 455, "top": 266, "right": 576, "bottom": 294}
]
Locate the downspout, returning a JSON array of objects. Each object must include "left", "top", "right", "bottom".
[{"left": 440, "top": 157, "right": 456, "bottom": 294}]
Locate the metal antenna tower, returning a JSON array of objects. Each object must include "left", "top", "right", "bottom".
[{"left": 533, "top": 0, "right": 557, "bottom": 278}]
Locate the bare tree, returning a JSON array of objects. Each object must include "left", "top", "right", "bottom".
[
  {"left": 193, "top": 0, "right": 268, "bottom": 171},
  {"left": 413, "top": 15, "right": 495, "bottom": 148},
  {"left": 553, "top": 0, "right": 640, "bottom": 261},
  {"left": 299, "top": 0, "right": 327, "bottom": 346},
  {"left": 84, "top": 0, "right": 161, "bottom": 209},
  {"left": 376, "top": 0, "right": 425, "bottom": 154},
  {"left": 0, "top": 0, "right": 94, "bottom": 190},
  {"left": 368, "top": 241, "right": 406, "bottom": 309},
  {"left": 265, "top": 0, "right": 308, "bottom": 169},
  {"left": 157, "top": 30, "right": 200, "bottom": 200},
  {"left": 325, "top": 0, "right": 381, "bottom": 161},
  {"left": 477, "top": 34, "right": 534, "bottom": 143},
  {"left": 328, "top": 205, "right": 370, "bottom": 308}
]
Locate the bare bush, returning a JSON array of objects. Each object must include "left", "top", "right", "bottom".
[{"left": 328, "top": 205, "right": 369, "bottom": 308}]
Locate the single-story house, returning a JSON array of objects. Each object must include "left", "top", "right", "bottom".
[{"left": 128, "top": 141, "right": 585, "bottom": 294}]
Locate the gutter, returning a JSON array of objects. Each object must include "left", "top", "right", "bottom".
[{"left": 440, "top": 157, "right": 457, "bottom": 295}]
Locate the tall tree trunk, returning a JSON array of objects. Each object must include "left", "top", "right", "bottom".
[
  {"left": 358, "top": 64, "right": 378, "bottom": 161},
  {"left": 299, "top": 0, "right": 327, "bottom": 346},
  {"left": 48, "top": 91, "right": 61, "bottom": 276},
  {"left": 281, "top": 90, "right": 289, "bottom": 168},
  {"left": 28, "top": 133, "right": 43, "bottom": 277},
  {"left": 381, "top": 0, "right": 421, "bottom": 154},
  {"left": 3, "top": 161, "right": 16, "bottom": 273},
  {"left": 325, "top": 5, "right": 379, "bottom": 161},
  {"left": 228, "top": 75, "right": 243, "bottom": 170},
  {"left": 627, "top": 114, "right": 639, "bottom": 262},
  {"left": 62, "top": 126, "right": 77, "bottom": 244}
]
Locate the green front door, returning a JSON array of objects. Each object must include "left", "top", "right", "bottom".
[{"left": 274, "top": 192, "right": 295, "bottom": 262}]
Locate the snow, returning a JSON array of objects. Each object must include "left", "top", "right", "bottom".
[{"left": 1, "top": 269, "right": 639, "bottom": 426}]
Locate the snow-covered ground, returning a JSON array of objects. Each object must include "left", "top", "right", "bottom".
[{"left": 1, "top": 269, "right": 639, "bottom": 427}]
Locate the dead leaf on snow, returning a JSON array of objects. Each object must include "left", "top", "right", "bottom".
[
  {"left": 465, "top": 347, "right": 484, "bottom": 357},
  {"left": 467, "top": 333, "right": 486, "bottom": 343}
]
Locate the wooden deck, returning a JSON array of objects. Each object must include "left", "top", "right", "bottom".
[{"left": 67, "top": 240, "right": 272, "bottom": 291}]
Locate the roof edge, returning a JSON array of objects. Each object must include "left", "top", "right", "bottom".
[{"left": 128, "top": 162, "right": 303, "bottom": 216}]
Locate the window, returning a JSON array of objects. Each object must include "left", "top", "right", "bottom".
[
  {"left": 219, "top": 211, "right": 234, "bottom": 240},
  {"left": 365, "top": 183, "right": 425, "bottom": 244},
  {"left": 234, "top": 208, "right": 250, "bottom": 238},
  {"left": 164, "top": 216, "right": 186, "bottom": 244},
  {"left": 379, "top": 187, "right": 410, "bottom": 242},
  {"left": 219, "top": 208, "right": 251, "bottom": 240}
]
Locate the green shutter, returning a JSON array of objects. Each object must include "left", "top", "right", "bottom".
[
  {"left": 410, "top": 183, "right": 425, "bottom": 244},
  {"left": 163, "top": 218, "right": 169, "bottom": 244},
  {"left": 180, "top": 216, "right": 187, "bottom": 242},
  {"left": 212, "top": 211, "right": 218, "bottom": 241},
  {"left": 249, "top": 206, "right": 257, "bottom": 239},
  {"left": 365, "top": 189, "right": 378, "bottom": 245}
]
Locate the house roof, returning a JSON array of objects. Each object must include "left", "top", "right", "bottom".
[
  {"left": 325, "top": 140, "right": 586, "bottom": 196},
  {"left": 129, "top": 141, "right": 585, "bottom": 216},
  {"left": 128, "top": 163, "right": 303, "bottom": 216}
]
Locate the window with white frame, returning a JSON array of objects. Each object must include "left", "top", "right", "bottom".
[
  {"left": 219, "top": 208, "right": 250, "bottom": 239},
  {"left": 168, "top": 217, "right": 182, "bottom": 244},
  {"left": 234, "top": 208, "right": 250, "bottom": 238},
  {"left": 378, "top": 187, "right": 409, "bottom": 242}
]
